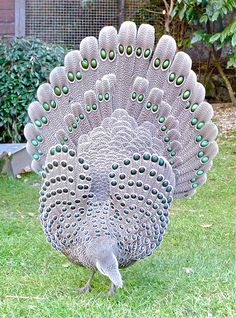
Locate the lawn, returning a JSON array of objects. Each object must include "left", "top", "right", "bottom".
[{"left": 0, "top": 133, "right": 235, "bottom": 318}]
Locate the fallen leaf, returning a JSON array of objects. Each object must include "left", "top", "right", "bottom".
[
  {"left": 183, "top": 267, "right": 194, "bottom": 274},
  {"left": 16, "top": 174, "right": 22, "bottom": 179},
  {"left": 62, "top": 263, "right": 71, "bottom": 268},
  {"left": 200, "top": 224, "right": 213, "bottom": 228}
]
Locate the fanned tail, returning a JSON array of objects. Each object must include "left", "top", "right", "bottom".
[{"left": 24, "top": 21, "right": 218, "bottom": 199}]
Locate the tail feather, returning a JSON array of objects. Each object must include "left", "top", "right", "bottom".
[{"left": 24, "top": 21, "right": 218, "bottom": 199}]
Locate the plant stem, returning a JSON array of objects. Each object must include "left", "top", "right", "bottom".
[{"left": 212, "top": 48, "right": 236, "bottom": 107}]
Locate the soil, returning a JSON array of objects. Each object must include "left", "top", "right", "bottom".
[{"left": 212, "top": 103, "right": 236, "bottom": 138}]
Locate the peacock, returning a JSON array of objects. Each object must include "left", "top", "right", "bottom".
[{"left": 24, "top": 21, "right": 218, "bottom": 295}]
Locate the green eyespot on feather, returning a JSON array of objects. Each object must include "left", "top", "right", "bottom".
[
  {"left": 36, "top": 135, "right": 43, "bottom": 142},
  {"left": 42, "top": 102, "right": 50, "bottom": 111},
  {"left": 200, "top": 140, "right": 209, "bottom": 147},
  {"left": 91, "top": 59, "right": 97, "bottom": 69},
  {"left": 104, "top": 93, "right": 110, "bottom": 101},
  {"left": 191, "top": 118, "right": 198, "bottom": 125},
  {"left": 98, "top": 94, "right": 103, "bottom": 101},
  {"left": 161, "top": 125, "right": 167, "bottom": 131},
  {"left": 197, "top": 151, "right": 204, "bottom": 158},
  {"left": 167, "top": 147, "right": 172, "bottom": 152},
  {"left": 176, "top": 75, "right": 184, "bottom": 86},
  {"left": 72, "top": 122, "right": 77, "bottom": 129},
  {"left": 169, "top": 72, "right": 175, "bottom": 82},
  {"left": 67, "top": 72, "right": 74, "bottom": 82},
  {"left": 195, "top": 135, "right": 203, "bottom": 142},
  {"left": 196, "top": 170, "right": 204, "bottom": 176},
  {"left": 76, "top": 71, "right": 82, "bottom": 81},
  {"left": 133, "top": 154, "right": 140, "bottom": 160},
  {"left": 143, "top": 153, "right": 150, "bottom": 160},
  {"left": 136, "top": 47, "right": 142, "bottom": 57},
  {"left": 109, "top": 50, "right": 115, "bottom": 61},
  {"left": 201, "top": 156, "right": 209, "bottom": 163},
  {"left": 79, "top": 113, "right": 85, "bottom": 120},
  {"left": 50, "top": 100, "right": 57, "bottom": 109},
  {"left": 126, "top": 46, "right": 132, "bottom": 56},
  {"left": 92, "top": 103, "right": 97, "bottom": 110},
  {"left": 162, "top": 59, "right": 170, "bottom": 70},
  {"left": 33, "top": 154, "right": 40, "bottom": 160},
  {"left": 86, "top": 105, "right": 91, "bottom": 112},
  {"left": 171, "top": 151, "right": 176, "bottom": 157},
  {"left": 124, "top": 159, "right": 130, "bottom": 165},
  {"left": 182, "top": 90, "right": 191, "bottom": 100},
  {"left": 153, "top": 58, "right": 160, "bottom": 68},
  {"left": 191, "top": 103, "right": 199, "bottom": 112},
  {"left": 31, "top": 139, "right": 38, "bottom": 147},
  {"left": 131, "top": 91, "right": 137, "bottom": 100},
  {"left": 100, "top": 49, "right": 106, "bottom": 60},
  {"left": 41, "top": 116, "right": 47, "bottom": 124},
  {"left": 146, "top": 101, "right": 152, "bottom": 109},
  {"left": 192, "top": 183, "right": 199, "bottom": 188},
  {"left": 118, "top": 44, "right": 124, "bottom": 54},
  {"left": 164, "top": 136, "right": 170, "bottom": 142},
  {"left": 159, "top": 158, "right": 164, "bottom": 166},
  {"left": 55, "top": 145, "right": 61, "bottom": 153},
  {"left": 144, "top": 49, "right": 151, "bottom": 58},
  {"left": 152, "top": 105, "right": 158, "bottom": 112},
  {"left": 81, "top": 59, "right": 89, "bottom": 70},
  {"left": 34, "top": 119, "right": 42, "bottom": 128},
  {"left": 151, "top": 155, "right": 158, "bottom": 162},
  {"left": 112, "top": 163, "right": 119, "bottom": 170},
  {"left": 62, "top": 86, "right": 69, "bottom": 94},
  {"left": 159, "top": 116, "right": 165, "bottom": 123},
  {"left": 162, "top": 180, "right": 168, "bottom": 187},
  {"left": 196, "top": 121, "right": 205, "bottom": 130},
  {"left": 138, "top": 94, "right": 144, "bottom": 102},
  {"left": 50, "top": 148, "right": 55, "bottom": 155},
  {"left": 54, "top": 86, "right": 61, "bottom": 96}
]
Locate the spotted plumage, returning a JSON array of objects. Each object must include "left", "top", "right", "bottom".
[{"left": 24, "top": 21, "right": 218, "bottom": 294}]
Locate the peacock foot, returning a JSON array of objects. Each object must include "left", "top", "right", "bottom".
[
  {"left": 78, "top": 284, "right": 91, "bottom": 294},
  {"left": 108, "top": 282, "right": 116, "bottom": 296},
  {"left": 77, "top": 271, "right": 95, "bottom": 294}
]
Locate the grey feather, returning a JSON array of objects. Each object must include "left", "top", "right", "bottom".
[{"left": 24, "top": 21, "right": 218, "bottom": 292}]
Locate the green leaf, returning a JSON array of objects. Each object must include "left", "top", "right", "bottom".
[
  {"left": 179, "top": 4, "right": 187, "bottom": 20},
  {"left": 200, "top": 14, "right": 208, "bottom": 23},
  {"left": 209, "top": 33, "right": 221, "bottom": 44},
  {"left": 191, "top": 31, "right": 204, "bottom": 44},
  {"left": 227, "top": 53, "right": 236, "bottom": 68},
  {"left": 231, "top": 33, "right": 236, "bottom": 47},
  {"left": 211, "top": 11, "right": 219, "bottom": 21},
  {"left": 0, "top": 36, "right": 67, "bottom": 143}
]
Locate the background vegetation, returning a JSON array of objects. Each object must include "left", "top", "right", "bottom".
[{"left": 0, "top": 38, "right": 67, "bottom": 143}]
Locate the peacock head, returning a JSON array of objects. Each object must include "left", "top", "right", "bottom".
[
  {"left": 87, "top": 240, "right": 123, "bottom": 288},
  {"left": 96, "top": 250, "right": 123, "bottom": 288}
]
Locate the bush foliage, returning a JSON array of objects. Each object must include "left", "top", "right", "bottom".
[{"left": 0, "top": 37, "right": 67, "bottom": 143}]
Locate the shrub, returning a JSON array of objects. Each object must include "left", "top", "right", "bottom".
[{"left": 0, "top": 37, "right": 67, "bottom": 143}]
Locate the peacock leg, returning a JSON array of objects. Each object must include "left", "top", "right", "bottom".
[
  {"left": 78, "top": 271, "right": 95, "bottom": 293},
  {"left": 108, "top": 282, "right": 116, "bottom": 296}
]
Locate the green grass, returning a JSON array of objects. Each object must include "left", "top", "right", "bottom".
[{"left": 0, "top": 135, "right": 235, "bottom": 318}]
